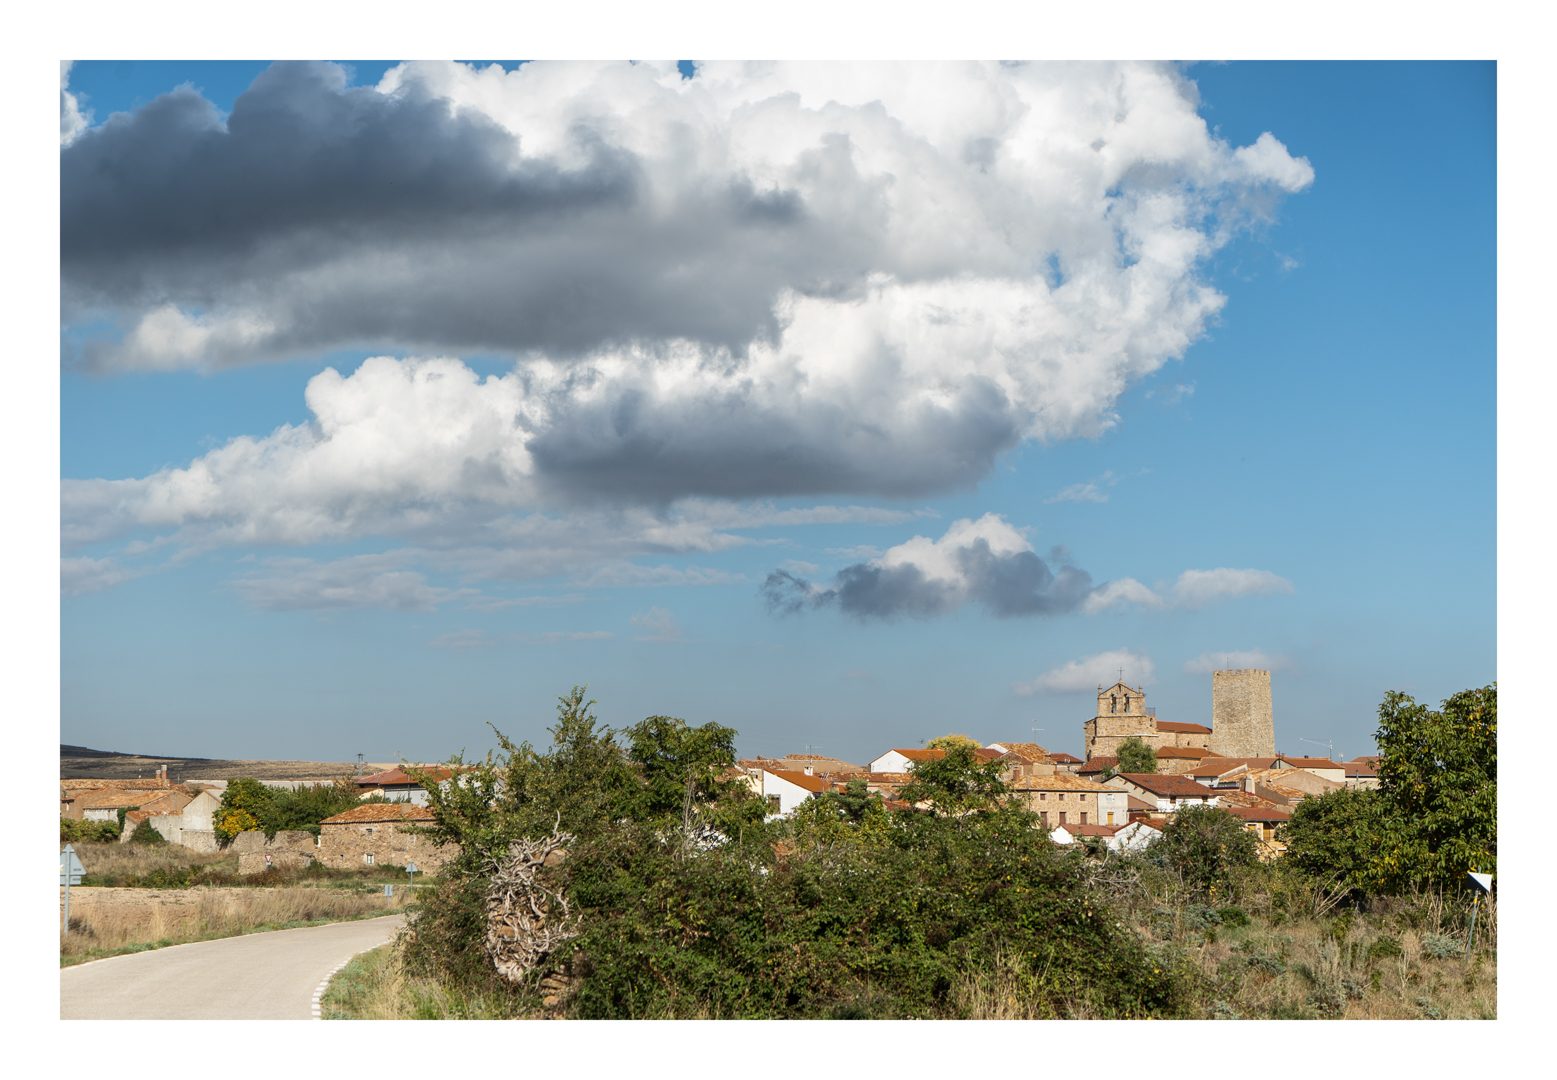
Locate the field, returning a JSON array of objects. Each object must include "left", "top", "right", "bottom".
[{"left": 62, "top": 744, "right": 374, "bottom": 783}]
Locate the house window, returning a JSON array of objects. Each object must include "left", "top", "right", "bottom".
[
  {"left": 1039, "top": 792, "right": 1047, "bottom": 801},
  {"left": 1110, "top": 694, "right": 1117, "bottom": 714},
  {"left": 1124, "top": 695, "right": 1131, "bottom": 713},
  {"left": 766, "top": 794, "right": 781, "bottom": 814},
  {"left": 1059, "top": 812, "right": 1067, "bottom": 825},
  {"left": 364, "top": 827, "right": 374, "bottom": 834},
  {"left": 364, "top": 853, "right": 374, "bottom": 865},
  {"left": 1107, "top": 812, "right": 1115, "bottom": 825},
  {"left": 1080, "top": 812, "right": 1088, "bottom": 825},
  {"left": 1040, "top": 812, "right": 1049, "bottom": 827}
]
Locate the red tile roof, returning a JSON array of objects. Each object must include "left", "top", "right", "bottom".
[
  {"left": 76, "top": 789, "right": 163, "bottom": 809},
  {"left": 1345, "top": 762, "right": 1378, "bottom": 777},
  {"left": 765, "top": 769, "right": 832, "bottom": 794},
  {"left": 1189, "top": 757, "right": 1280, "bottom": 777},
  {"left": 1048, "top": 752, "right": 1083, "bottom": 764},
  {"left": 1078, "top": 756, "right": 1118, "bottom": 773},
  {"left": 1227, "top": 806, "right": 1291, "bottom": 823},
  {"left": 356, "top": 767, "right": 455, "bottom": 787},
  {"left": 320, "top": 803, "right": 437, "bottom": 825},
  {"left": 1060, "top": 823, "right": 1123, "bottom": 836},
  {"left": 1112, "top": 773, "right": 1219, "bottom": 799},
  {"left": 1156, "top": 721, "right": 1212, "bottom": 734},
  {"left": 1280, "top": 757, "right": 1341, "bottom": 769}
]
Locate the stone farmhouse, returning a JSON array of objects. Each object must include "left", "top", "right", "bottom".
[
  {"left": 318, "top": 803, "right": 458, "bottom": 872},
  {"left": 1008, "top": 773, "right": 1130, "bottom": 830}
]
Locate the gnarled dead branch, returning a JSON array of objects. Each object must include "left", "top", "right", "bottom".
[{"left": 483, "top": 822, "right": 579, "bottom": 985}]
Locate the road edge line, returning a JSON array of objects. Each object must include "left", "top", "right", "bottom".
[{"left": 313, "top": 932, "right": 399, "bottom": 1020}]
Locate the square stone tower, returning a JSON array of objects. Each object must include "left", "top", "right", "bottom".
[{"left": 1210, "top": 669, "right": 1275, "bottom": 757}]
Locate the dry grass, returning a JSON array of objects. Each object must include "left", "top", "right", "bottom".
[
  {"left": 60, "top": 886, "right": 411, "bottom": 966},
  {"left": 68, "top": 840, "right": 235, "bottom": 880},
  {"left": 322, "top": 942, "right": 529, "bottom": 1020}
]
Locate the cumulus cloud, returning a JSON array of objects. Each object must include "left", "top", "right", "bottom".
[
  {"left": 227, "top": 553, "right": 473, "bottom": 611},
  {"left": 1182, "top": 649, "right": 1293, "bottom": 674},
  {"left": 1014, "top": 649, "right": 1155, "bottom": 696},
  {"left": 61, "top": 62, "right": 91, "bottom": 146},
  {"left": 631, "top": 606, "right": 685, "bottom": 642},
  {"left": 62, "top": 62, "right": 1313, "bottom": 596},
  {"left": 764, "top": 513, "right": 1094, "bottom": 619},
  {"left": 1081, "top": 578, "right": 1164, "bottom": 614},
  {"left": 1169, "top": 568, "right": 1294, "bottom": 609}
]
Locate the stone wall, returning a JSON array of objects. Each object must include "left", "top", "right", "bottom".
[
  {"left": 319, "top": 821, "right": 458, "bottom": 873},
  {"left": 1210, "top": 669, "right": 1276, "bottom": 757},
  {"left": 232, "top": 829, "right": 322, "bottom": 874}
]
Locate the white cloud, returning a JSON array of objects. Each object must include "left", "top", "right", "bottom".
[
  {"left": 765, "top": 513, "right": 1094, "bottom": 619},
  {"left": 1081, "top": 578, "right": 1165, "bottom": 614},
  {"left": 60, "top": 62, "right": 91, "bottom": 146},
  {"left": 1014, "top": 649, "right": 1155, "bottom": 696},
  {"left": 1046, "top": 482, "right": 1107, "bottom": 504},
  {"left": 227, "top": 553, "right": 472, "bottom": 612},
  {"left": 1183, "top": 650, "right": 1293, "bottom": 674},
  {"left": 779, "top": 560, "right": 819, "bottom": 575},
  {"left": 62, "top": 62, "right": 1314, "bottom": 600},
  {"left": 581, "top": 564, "right": 745, "bottom": 588},
  {"left": 631, "top": 606, "right": 684, "bottom": 642},
  {"left": 1169, "top": 568, "right": 1294, "bottom": 609},
  {"left": 61, "top": 556, "right": 139, "bottom": 596}
]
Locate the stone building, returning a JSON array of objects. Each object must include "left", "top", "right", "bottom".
[
  {"left": 1008, "top": 773, "right": 1130, "bottom": 830},
  {"left": 1210, "top": 669, "right": 1276, "bottom": 757},
  {"left": 1082, "top": 680, "right": 1159, "bottom": 759},
  {"left": 317, "top": 803, "right": 458, "bottom": 873}
]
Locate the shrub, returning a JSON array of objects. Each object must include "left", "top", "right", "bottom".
[
  {"left": 1152, "top": 806, "right": 1260, "bottom": 900},
  {"left": 127, "top": 821, "right": 168, "bottom": 845}
]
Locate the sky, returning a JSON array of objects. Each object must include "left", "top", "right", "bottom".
[{"left": 58, "top": 60, "right": 1496, "bottom": 767}]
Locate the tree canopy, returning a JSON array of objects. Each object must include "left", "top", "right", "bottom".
[
  {"left": 898, "top": 744, "right": 1010, "bottom": 816},
  {"left": 1112, "top": 737, "right": 1158, "bottom": 778}
]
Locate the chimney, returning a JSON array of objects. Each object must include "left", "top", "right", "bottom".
[{"left": 803, "top": 766, "right": 813, "bottom": 776}]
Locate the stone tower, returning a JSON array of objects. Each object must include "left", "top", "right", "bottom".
[
  {"left": 1083, "top": 681, "right": 1158, "bottom": 760},
  {"left": 1210, "top": 669, "right": 1275, "bottom": 757}
]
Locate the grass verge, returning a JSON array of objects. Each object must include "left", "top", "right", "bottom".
[
  {"left": 60, "top": 887, "right": 412, "bottom": 967},
  {"left": 322, "top": 941, "right": 528, "bottom": 1019}
]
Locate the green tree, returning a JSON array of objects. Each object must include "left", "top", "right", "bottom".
[
  {"left": 214, "top": 777, "right": 275, "bottom": 842},
  {"left": 1109, "top": 737, "right": 1157, "bottom": 779},
  {"left": 898, "top": 744, "right": 1010, "bottom": 816},
  {"left": 925, "top": 733, "right": 981, "bottom": 752},
  {"left": 1153, "top": 805, "right": 1259, "bottom": 900},
  {"left": 1367, "top": 684, "right": 1496, "bottom": 891},
  {"left": 625, "top": 714, "right": 743, "bottom": 825},
  {"left": 1278, "top": 786, "right": 1384, "bottom": 892}
]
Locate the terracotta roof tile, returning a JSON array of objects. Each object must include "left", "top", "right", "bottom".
[
  {"left": 765, "top": 769, "right": 832, "bottom": 794},
  {"left": 1013, "top": 773, "right": 1115, "bottom": 793},
  {"left": 1111, "top": 773, "right": 1219, "bottom": 798},
  {"left": 1155, "top": 721, "right": 1212, "bottom": 734},
  {"left": 1048, "top": 752, "right": 1083, "bottom": 764},
  {"left": 320, "top": 803, "right": 437, "bottom": 825},
  {"left": 356, "top": 767, "right": 454, "bottom": 787}
]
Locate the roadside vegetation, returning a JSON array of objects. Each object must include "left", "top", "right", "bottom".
[
  {"left": 61, "top": 840, "right": 423, "bottom": 889},
  {"left": 60, "top": 886, "right": 409, "bottom": 967}
]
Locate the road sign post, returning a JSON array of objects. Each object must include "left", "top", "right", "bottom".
[
  {"left": 406, "top": 860, "right": 417, "bottom": 896},
  {"left": 60, "top": 844, "right": 85, "bottom": 934},
  {"left": 1466, "top": 870, "right": 1494, "bottom": 959}
]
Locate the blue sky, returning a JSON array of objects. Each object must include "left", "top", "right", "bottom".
[{"left": 59, "top": 61, "right": 1495, "bottom": 766}]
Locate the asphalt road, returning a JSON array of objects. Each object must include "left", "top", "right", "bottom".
[{"left": 60, "top": 914, "right": 405, "bottom": 1020}]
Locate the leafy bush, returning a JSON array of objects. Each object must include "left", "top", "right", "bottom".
[
  {"left": 127, "top": 820, "right": 168, "bottom": 845},
  {"left": 1421, "top": 933, "right": 1461, "bottom": 960},
  {"left": 554, "top": 811, "right": 1190, "bottom": 1019},
  {"left": 1152, "top": 806, "right": 1260, "bottom": 900},
  {"left": 60, "top": 819, "right": 119, "bottom": 843}
]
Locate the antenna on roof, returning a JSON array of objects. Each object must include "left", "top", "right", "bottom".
[{"left": 1298, "top": 737, "right": 1334, "bottom": 761}]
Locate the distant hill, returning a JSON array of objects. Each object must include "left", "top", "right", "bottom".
[{"left": 60, "top": 744, "right": 362, "bottom": 783}]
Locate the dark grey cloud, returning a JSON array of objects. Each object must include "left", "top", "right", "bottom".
[
  {"left": 61, "top": 62, "right": 890, "bottom": 367},
  {"left": 763, "top": 535, "right": 1095, "bottom": 620}
]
